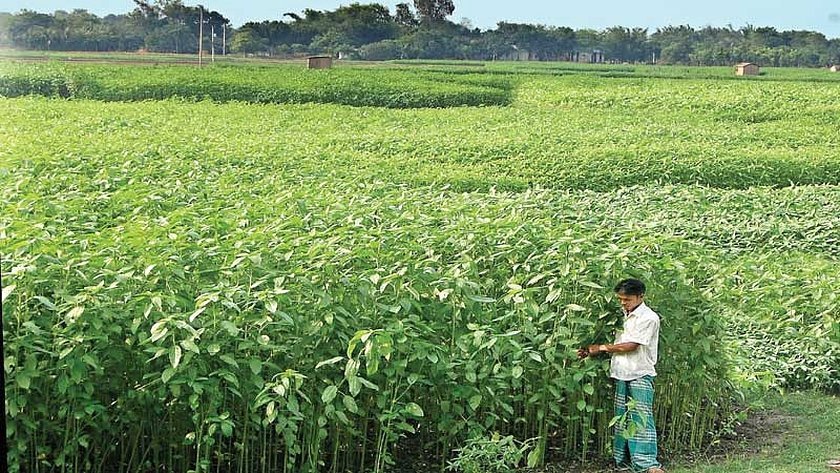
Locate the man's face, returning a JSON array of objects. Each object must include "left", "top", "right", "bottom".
[{"left": 616, "top": 292, "right": 643, "bottom": 313}]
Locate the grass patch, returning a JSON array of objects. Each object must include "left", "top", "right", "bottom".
[{"left": 668, "top": 391, "right": 840, "bottom": 473}]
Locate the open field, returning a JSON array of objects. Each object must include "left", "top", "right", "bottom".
[{"left": 1, "top": 59, "right": 838, "bottom": 472}]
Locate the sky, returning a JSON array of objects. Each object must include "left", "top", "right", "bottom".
[{"left": 2, "top": 0, "right": 839, "bottom": 37}]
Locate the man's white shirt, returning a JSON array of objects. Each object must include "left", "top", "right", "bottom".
[{"left": 609, "top": 302, "right": 660, "bottom": 381}]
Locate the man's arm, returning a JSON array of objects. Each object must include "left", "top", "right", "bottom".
[{"left": 588, "top": 342, "right": 640, "bottom": 355}]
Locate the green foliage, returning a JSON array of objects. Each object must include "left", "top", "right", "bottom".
[
  {"left": 710, "top": 253, "right": 840, "bottom": 392},
  {"left": 0, "top": 63, "right": 76, "bottom": 97},
  {"left": 446, "top": 433, "right": 535, "bottom": 473},
  {"left": 0, "top": 144, "right": 731, "bottom": 471},
  {"left": 609, "top": 398, "right": 649, "bottom": 441}
]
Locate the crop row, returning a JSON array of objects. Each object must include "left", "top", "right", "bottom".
[
  {"left": 4, "top": 89, "right": 840, "bottom": 193},
  {"left": 481, "top": 60, "right": 840, "bottom": 81},
  {"left": 0, "top": 62, "right": 513, "bottom": 108}
]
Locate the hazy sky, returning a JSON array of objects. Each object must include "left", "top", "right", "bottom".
[{"left": 2, "top": 0, "right": 839, "bottom": 36}]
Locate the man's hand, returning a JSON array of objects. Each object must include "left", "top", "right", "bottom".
[{"left": 578, "top": 344, "right": 606, "bottom": 359}]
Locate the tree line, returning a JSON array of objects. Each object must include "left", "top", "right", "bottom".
[
  {"left": 0, "top": 2, "right": 229, "bottom": 54},
  {"left": 1, "top": 0, "right": 839, "bottom": 67}
]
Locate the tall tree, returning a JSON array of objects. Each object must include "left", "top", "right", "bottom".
[
  {"left": 324, "top": 3, "right": 397, "bottom": 46},
  {"left": 395, "top": 3, "right": 418, "bottom": 27},
  {"left": 413, "top": 0, "right": 455, "bottom": 24},
  {"left": 7, "top": 10, "right": 55, "bottom": 49},
  {"left": 651, "top": 25, "right": 696, "bottom": 64}
]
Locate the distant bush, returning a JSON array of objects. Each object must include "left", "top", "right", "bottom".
[{"left": 360, "top": 40, "right": 404, "bottom": 61}]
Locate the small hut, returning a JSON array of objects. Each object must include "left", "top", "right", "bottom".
[
  {"left": 307, "top": 56, "right": 333, "bottom": 69},
  {"left": 735, "top": 62, "right": 759, "bottom": 76},
  {"left": 573, "top": 49, "right": 605, "bottom": 63},
  {"left": 830, "top": 65, "right": 840, "bottom": 72}
]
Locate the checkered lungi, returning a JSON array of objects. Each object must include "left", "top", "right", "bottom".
[{"left": 613, "top": 375, "right": 661, "bottom": 472}]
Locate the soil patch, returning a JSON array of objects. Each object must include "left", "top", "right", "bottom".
[{"left": 708, "top": 410, "right": 793, "bottom": 457}]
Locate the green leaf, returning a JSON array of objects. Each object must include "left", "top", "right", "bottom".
[
  {"left": 180, "top": 339, "right": 200, "bottom": 354},
  {"left": 169, "top": 345, "right": 182, "bottom": 369},
  {"left": 219, "top": 355, "right": 238, "bottom": 367},
  {"left": 583, "top": 384, "right": 595, "bottom": 395},
  {"left": 16, "top": 374, "right": 31, "bottom": 390},
  {"left": 395, "top": 422, "right": 415, "bottom": 433},
  {"left": 316, "top": 356, "right": 344, "bottom": 369},
  {"left": 188, "top": 306, "right": 206, "bottom": 323},
  {"left": 220, "top": 422, "right": 233, "bottom": 437},
  {"left": 35, "top": 296, "right": 57, "bottom": 311},
  {"left": 150, "top": 319, "right": 168, "bottom": 343},
  {"left": 335, "top": 410, "right": 350, "bottom": 425},
  {"left": 467, "top": 294, "right": 496, "bottom": 303},
  {"left": 0, "top": 284, "right": 14, "bottom": 303},
  {"left": 67, "top": 306, "right": 84, "bottom": 320},
  {"left": 348, "top": 376, "right": 362, "bottom": 396},
  {"left": 357, "top": 376, "right": 379, "bottom": 391},
  {"left": 366, "top": 357, "right": 380, "bottom": 376},
  {"left": 347, "top": 329, "right": 371, "bottom": 358},
  {"left": 220, "top": 321, "right": 239, "bottom": 336},
  {"left": 162, "top": 367, "right": 176, "bottom": 383},
  {"left": 249, "top": 358, "right": 262, "bottom": 375},
  {"left": 466, "top": 370, "right": 477, "bottom": 383},
  {"left": 511, "top": 366, "right": 524, "bottom": 379},
  {"left": 321, "top": 385, "right": 338, "bottom": 404},
  {"left": 527, "top": 444, "right": 543, "bottom": 468},
  {"left": 469, "top": 394, "right": 482, "bottom": 411},
  {"left": 265, "top": 402, "right": 277, "bottom": 423},
  {"left": 404, "top": 402, "right": 424, "bottom": 418},
  {"left": 576, "top": 399, "right": 586, "bottom": 411},
  {"left": 344, "top": 359, "right": 360, "bottom": 378},
  {"left": 343, "top": 395, "right": 359, "bottom": 414}
]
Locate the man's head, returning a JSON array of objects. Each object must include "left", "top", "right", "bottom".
[{"left": 614, "top": 278, "right": 645, "bottom": 313}]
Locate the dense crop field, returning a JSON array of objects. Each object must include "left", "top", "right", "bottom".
[
  {"left": 1, "top": 60, "right": 838, "bottom": 473},
  {"left": 0, "top": 62, "right": 513, "bottom": 108}
]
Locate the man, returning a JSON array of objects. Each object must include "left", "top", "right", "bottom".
[{"left": 577, "top": 278, "right": 664, "bottom": 473}]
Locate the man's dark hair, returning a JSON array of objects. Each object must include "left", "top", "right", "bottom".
[{"left": 614, "top": 278, "right": 645, "bottom": 296}]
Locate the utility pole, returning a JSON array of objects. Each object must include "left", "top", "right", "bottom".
[
  {"left": 211, "top": 24, "right": 215, "bottom": 63},
  {"left": 222, "top": 24, "right": 226, "bottom": 56},
  {"left": 198, "top": 5, "right": 203, "bottom": 66}
]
